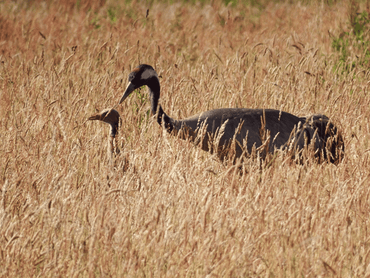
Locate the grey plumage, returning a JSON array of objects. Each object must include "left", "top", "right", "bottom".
[{"left": 119, "top": 64, "right": 344, "bottom": 163}]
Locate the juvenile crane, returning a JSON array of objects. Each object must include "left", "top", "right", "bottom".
[
  {"left": 88, "top": 108, "right": 121, "bottom": 160},
  {"left": 118, "top": 64, "right": 344, "bottom": 163}
]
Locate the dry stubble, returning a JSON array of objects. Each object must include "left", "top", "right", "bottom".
[{"left": 0, "top": 0, "right": 369, "bottom": 276}]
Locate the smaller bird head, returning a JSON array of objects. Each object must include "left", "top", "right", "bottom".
[
  {"left": 88, "top": 108, "right": 121, "bottom": 137},
  {"left": 119, "top": 64, "right": 159, "bottom": 105}
]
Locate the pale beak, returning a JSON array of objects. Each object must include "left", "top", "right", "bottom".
[{"left": 119, "top": 82, "right": 138, "bottom": 104}]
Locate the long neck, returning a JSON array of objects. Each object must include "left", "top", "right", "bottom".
[
  {"left": 147, "top": 76, "right": 160, "bottom": 115},
  {"left": 157, "top": 105, "right": 197, "bottom": 142},
  {"left": 108, "top": 130, "right": 120, "bottom": 160},
  {"left": 146, "top": 76, "right": 175, "bottom": 132},
  {"left": 147, "top": 77, "right": 183, "bottom": 135},
  {"left": 109, "top": 123, "right": 119, "bottom": 138},
  {"left": 157, "top": 105, "right": 175, "bottom": 132},
  {"left": 109, "top": 123, "right": 120, "bottom": 158},
  {"left": 108, "top": 136, "right": 114, "bottom": 165}
]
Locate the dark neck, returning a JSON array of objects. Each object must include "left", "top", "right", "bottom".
[
  {"left": 147, "top": 76, "right": 160, "bottom": 115},
  {"left": 157, "top": 105, "right": 174, "bottom": 132},
  {"left": 110, "top": 123, "right": 119, "bottom": 138},
  {"left": 146, "top": 76, "right": 176, "bottom": 133}
]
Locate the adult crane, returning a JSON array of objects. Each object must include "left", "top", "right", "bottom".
[{"left": 118, "top": 64, "right": 344, "bottom": 163}]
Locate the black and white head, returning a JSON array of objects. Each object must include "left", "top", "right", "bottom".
[
  {"left": 88, "top": 108, "right": 121, "bottom": 137},
  {"left": 119, "top": 64, "right": 160, "bottom": 114}
]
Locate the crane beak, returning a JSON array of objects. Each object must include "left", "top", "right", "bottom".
[
  {"left": 88, "top": 113, "right": 102, "bottom": 121},
  {"left": 119, "top": 82, "right": 137, "bottom": 104}
]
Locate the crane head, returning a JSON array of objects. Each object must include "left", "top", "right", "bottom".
[
  {"left": 119, "top": 64, "right": 159, "bottom": 105},
  {"left": 88, "top": 108, "right": 121, "bottom": 137}
]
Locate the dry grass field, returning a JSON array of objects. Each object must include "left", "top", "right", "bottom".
[{"left": 1, "top": 0, "right": 370, "bottom": 276}]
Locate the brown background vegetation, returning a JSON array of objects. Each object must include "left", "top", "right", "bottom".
[{"left": 0, "top": 0, "right": 369, "bottom": 276}]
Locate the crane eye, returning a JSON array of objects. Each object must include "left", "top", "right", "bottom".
[{"left": 128, "top": 72, "right": 136, "bottom": 82}]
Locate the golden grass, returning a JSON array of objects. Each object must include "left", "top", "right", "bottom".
[{"left": 1, "top": 0, "right": 370, "bottom": 276}]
